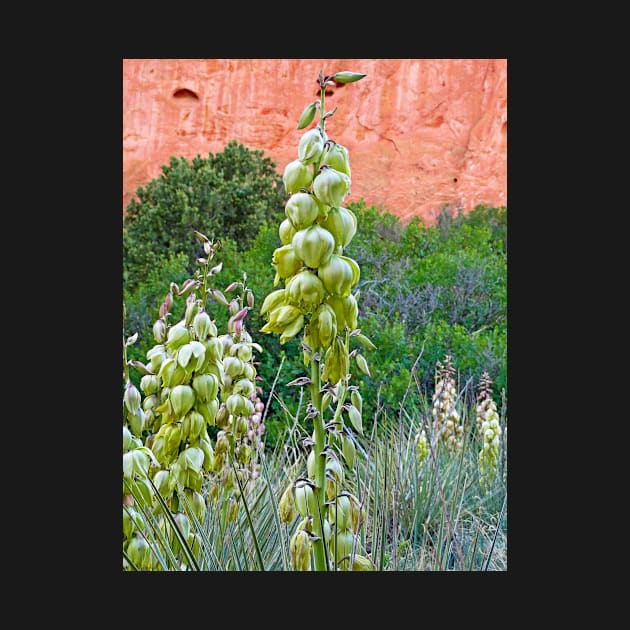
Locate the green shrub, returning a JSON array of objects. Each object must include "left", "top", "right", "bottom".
[{"left": 123, "top": 141, "right": 285, "bottom": 292}]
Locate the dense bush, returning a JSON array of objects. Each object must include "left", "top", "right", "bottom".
[{"left": 123, "top": 141, "right": 285, "bottom": 292}]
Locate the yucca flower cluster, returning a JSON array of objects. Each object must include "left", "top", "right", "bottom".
[
  {"left": 476, "top": 372, "right": 502, "bottom": 488},
  {"left": 262, "top": 70, "right": 375, "bottom": 571},
  {"left": 431, "top": 355, "right": 463, "bottom": 452},
  {"left": 416, "top": 428, "right": 429, "bottom": 472},
  {"left": 206, "top": 277, "right": 264, "bottom": 521}
]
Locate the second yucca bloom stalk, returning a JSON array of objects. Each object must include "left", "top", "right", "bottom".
[{"left": 261, "top": 70, "right": 375, "bottom": 571}]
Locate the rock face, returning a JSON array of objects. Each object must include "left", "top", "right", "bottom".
[{"left": 123, "top": 59, "right": 506, "bottom": 223}]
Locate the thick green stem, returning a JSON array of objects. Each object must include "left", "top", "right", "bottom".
[{"left": 310, "top": 353, "right": 328, "bottom": 571}]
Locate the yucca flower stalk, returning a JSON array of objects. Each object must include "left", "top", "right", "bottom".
[
  {"left": 476, "top": 372, "right": 502, "bottom": 489},
  {"left": 261, "top": 70, "right": 375, "bottom": 571},
  {"left": 431, "top": 354, "right": 463, "bottom": 453},
  {"left": 208, "top": 274, "right": 264, "bottom": 529}
]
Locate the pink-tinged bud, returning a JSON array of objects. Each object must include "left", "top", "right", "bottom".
[
  {"left": 170, "top": 385, "right": 195, "bottom": 418},
  {"left": 298, "top": 127, "right": 325, "bottom": 165},
  {"left": 159, "top": 292, "right": 173, "bottom": 319},
  {"left": 229, "top": 299, "right": 240, "bottom": 316},
  {"left": 233, "top": 307, "right": 249, "bottom": 322},
  {"left": 124, "top": 381, "right": 142, "bottom": 414},
  {"left": 322, "top": 141, "right": 351, "bottom": 178},
  {"left": 292, "top": 225, "right": 335, "bottom": 269},
  {"left": 247, "top": 429, "right": 255, "bottom": 442},
  {"left": 225, "top": 281, "right": 239, "bottom": 293},
  {"left": 211, "top": 289, "right": 229, "bottom": 307},
  {"left": 152, "top": 319, "right": 167, "bottom": 343},
  {"left": 208, "top": 262, "right": 223, "bottom": 276},
  {"left": 313, "top": 166, "right": 350, "bottom": 208},
  {"left": 246, "top": 290, "right": 254, "bottom": 309},
  {"left": 283, "top": 159, "right": 314, "bottom": 194},
  {"left": 320, "top": 206, "right": 357, "bottom": 248},
  {"left": 232, "top": 319, "right": 243, "bottom": 337},
  {"left": 285, "top": 192, "right": 320, "bottom": 231},
  {"left": 255, "top": 401, "right": 265, "bottom": 413}
]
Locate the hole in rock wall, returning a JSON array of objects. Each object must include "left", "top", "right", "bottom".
[{"left": 173, "top": 88, "right": 199, "bottom": 100}]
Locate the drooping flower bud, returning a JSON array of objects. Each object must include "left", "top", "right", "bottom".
[
  {"left": 294, "top": 481, "right": 318, "bottom": 518},
  {"left": 279, "top": 218, "right": 297, "bottom": 246},
  {"left": 330, "top": 529, "right": 355, "bottom": 564},
  {"left": 283, "top": 159, "right": 314, "bottom": 194},
  {"left": 279, "top": 484, "right": 297, "bottom": 523},
  {"left": 286, "top": 270, "right": 325, "bottom": 313},
  {"left": 127, "top": 536, "right": 152, "bottom": 569},
  {"left": 272, "top": 245, "right": 302, "bottom": 281},
  {"left": 192, "top": 373, "right": 218, "bottom": 403},
  {"left": 297, "top": 101, "right": 318, "bottom": 130},
  {"left": 124, "top": 381, "right": 142, "bottom": 415},
  {"left": 312, "top": 303, "right": 337, "bottom": 349},
  {"left": 123, "top": 425, "right": 133, "bottom": 451},
  {"left": 322, "top": 141, "right": 351, "bottom": 178},
  {"left": 170, "top": 385, "right": 195, "bottom": 418},
  {"left": 290, "top": 529, "right": 311, "bottom": 571},
  {"left": 166, "top": 323, "right": 191, "bottom": 350},
  {"left": 313, "top": 165, "right": 350, "bottom": 208},
  {"left": 184, "top": 297, "right": 199, "bottom": 327},
  {"left": 285, "top": 192, "right": 320, "bottom": 230},
  {"left": 328, "top": 494, "right": 351, "bottom": 530},
  {"left": 193, "top": 310, "right": 214, "bottom": 340},
  {"left": 279, "top": 313, "right": 305, "bottom": 344},
  {"left": 260, "top": 289, "right": 286, "bottom": 317},
  {"left": 350, "top": 554, "right": 375, "bottom": 571},
  {"left": 320, "top": 206, "right": 357, "bottom": 248},
  {"left": 317, "top": 255, "right": 355, "bottom": 297},
  {"left": 292, "top": 225, "right": 335, "bottom": 269},
  {"left": 152, "top": 319, "right": 167, "bottom": 343},
  {"left": 298, "top": 127, "right": 325, "bottom": 165},
  {"left": 139, "top": 374, "right": 159, "bottom": 396},
  {"left": 129, "top": 408, "right": 145, "bottom": 437}
]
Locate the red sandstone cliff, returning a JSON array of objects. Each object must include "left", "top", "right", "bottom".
[{"left": 123, "top": 59, "right": 506, "bottom": 223}]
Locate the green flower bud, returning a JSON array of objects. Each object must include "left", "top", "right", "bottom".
[
  {"left": 298, "top": 127, "right": 325, "bottom": 165},
  {"left": 184, "top": 299, "right": 199, "bottom": 327},
  {"left": 174, "top": 512, "right": 191, "bottom": 544},
  {"left": 294, "top": 482, "right": 318, "bottom": 518},
  {"left": 290, "top": 529, "right": 311, "bottom": 571},
  {"left": 292, "top": 225, "right": 335, "bottom": 269},
  {"left": 123, "top": 506, "right": 137, "bottom": 540},
  {"left": 192, "top": 373, "right": 218, "bottom": 402},
  {"left": 140, "top": 374, "right": 159, "bottom": 396},
  {"left": 356, "top": 353, "right": 371, "bottom": 377},
  {"left": 322, "top": 141, "right": 351, "bottom": 178},
  {"left": 342, "top": 294, "right": 359, "bottom": 330},
  {"left": 350, "top": 554, "right": 375, "bottom": 571},
  {"left": 330, "top": 529, "right": 355, "bottom": 564},
  {"left": 331, "top": 71, "right": 367, "bottom": 84},
  {"left": 325, "top": 459, "right": 344, "bottom": 499},
  {"left": 152, "top": 319, "right": 167, "bottom": 343},
  {"left": 261, "top": 289, "right": 286, "bottom": 317},
  {"left": 283, "top": 159, "right": 314, "bottom": 193},
  {"left": 123, "top": 425, "right": 133, "bottom": 451},
  {"left": 347, "top": 492, "right": 366, "bottom": 532},
  {"left": 307, "top": 449, "right": 316, "bottom": 479},
  {"left": 124, "top": 381, "right": 141, "bottom": 415},
  {"left": 127, "top": 536, "right": 152, "bottom": 569},
  {"left": 203, "top": 337, "right": 224, "bottom": 363},
  {"left": 313, "top": 165, "right": 350, "bottom": 208},
  {"left": 262, "top": 304, "right": 302, "bottom": 332},
  {"left": 285, "top": 192, "right": 320, "bottom": 230},
  {"left": 272, "top": 244, "right": 302, "bottom": 280},
  {"left": 164, "top": 423, "right": 182, "bottom": 455},
  {"left": 317, "top": 255, "right": 355, "bottom": 297},
  {"left": 351, "top": 390, "right": 363, "bottom": 414},
  {"left": 170, "top": 385, "right": 195, "bottom": 418},
  {"left": 158, "top": 357, "right": 186, "bottom": 388},
  {"left": 326, "top": 296, "right": 347, "bottom": 331},
  {"left": 233, "top": 377, "right": 255, "bottom": 398},
  {"left": 342, "top": 434, "right": 356, "bottom": 468},
  {"left": 187, "top": 410, "right": 205, "bottom": 442},
  {"left": 223, "top": 356, "right": 244, "bottom": 378},
  {"left": 166, "top": 324, "right": 190, "bottom": 350},
  {"left": 193, "top": 311, "right": 214, "bottom": 340},
  {"left": 198, "top": 398, "right": 219, "bottom": 426},
  {"left": 320, "top": 206, "right": 357, "bottom": 248},
  {"left": 147, "top": 345, "right": 167, "bottom": 372},
  {"left": 191, "top": 491, "right": 207, "bottom": 523},
  {"left": 279, "top": 218, "right": 297, "bottom": 246},
  {"left": 279, "top": 313, "right": 305, "bottom": 344},
  {"left": 131, "top": 448, "right": 151, "bottom": 478},
  {"left": 328, "top": 495, "right": 350, "bottom": 530},
  {"left": 286, "top": 270, "right": 326, "bottom": 313},
  {"left": 129, "top": 408, "right": 145, "bottom": 437},
  {"left": 312, "top": 303, "right": 337, "bottom": 349},
  {"left": 297, "top": 101, "right": 318, "bottom": 130},
  {"left": 153, "top": 469, "right": 173, "bottom": 497},
  {"left": 226, "top": 393, "right": 248, "bottom": 417}
]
